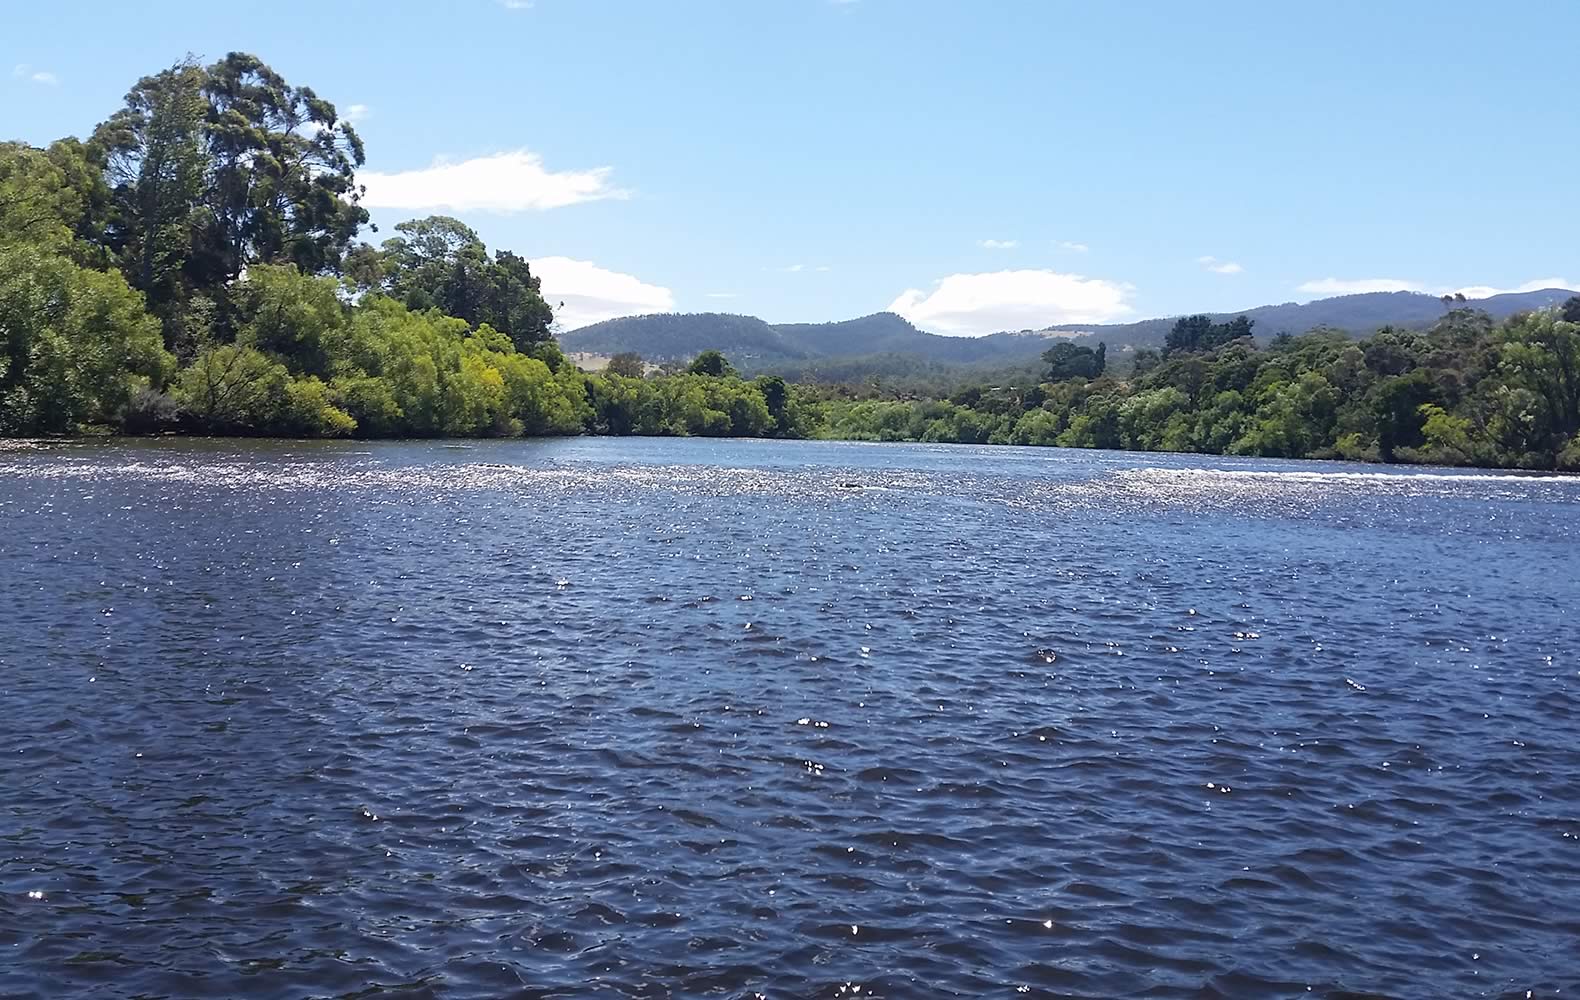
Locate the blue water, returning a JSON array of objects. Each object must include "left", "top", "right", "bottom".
[{"left": 2, "top": 437, "right": 1577, "bottom": 998}]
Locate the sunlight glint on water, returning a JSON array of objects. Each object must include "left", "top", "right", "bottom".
[{"left": 1, "top": 437, "right": 1577, "bottom": 998}]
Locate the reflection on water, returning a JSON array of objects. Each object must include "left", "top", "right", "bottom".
[{"left": 2, "top": 438, "right": 1577, "bottom": 998}]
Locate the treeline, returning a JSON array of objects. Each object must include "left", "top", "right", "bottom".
[
  {"left": 821, "top": 307, "right": 1580, "bottom": 470},
  {"left": 0, "top": 54, "right": 812, "bottom": 441},
  {"left": 6, "top": 53, "right": 1580, "bottom": 470}
]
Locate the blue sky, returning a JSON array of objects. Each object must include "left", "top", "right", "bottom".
[{"left": 5, "top": 0, "right": 1578, "bottom": 334}]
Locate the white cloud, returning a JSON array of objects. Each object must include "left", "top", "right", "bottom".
[
  {"left": 704, "top": 292, "right": 738, "bottom": 299},
  {"left": 979, "top": 238, "right": 1019, "bottom": 250},
  {"left": 344, "top": 104, "right": 370, "bottom": 124},
  {"left": 12, "top": 64, "right": 57, "bottom": 85},
  {"left": 1296, "top": 275, "right": 1576, "bottom": 300},
  {"left": 767, "top": 263, "right": 830, "bottom": 273},
  {"left": 1451, "top": 277, "right": 1573, "bottom": 298},
  {"left": 361, "top": 150, "right": 628, "bottom": 214},
  {"left": 888, "top": 269, "right": 1135, "bottom": 337},
  {"left": 1297, "top": 277, "right": 1425, "bottom": 295},
  {"left": 534, "top": 257, "right": 674, "bottom": 330},
  {"left": 1057, "top": 241, "right": 1089, "bottom": 253},
  {"left": 1197, "top": 255, "right": 1244, "bottom": 275},
  {"left": 498, "top": 0, "right": 533, "bottom": 8}
]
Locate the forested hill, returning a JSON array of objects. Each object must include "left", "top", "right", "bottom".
[
  {"left": 559, "top": 311, "right": 1054, "bottom": 368},
  {"left": 559, "top": 288, "right": 1578, "bottom": 371},
  {"left": 1049, "top": 288, "right": 1577, "bottom": 349}
]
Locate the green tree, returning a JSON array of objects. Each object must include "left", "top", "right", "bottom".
[
  {"left": 1130, "top": 347, "right": 1161, "bottom": 377},
  {"left": 197, "top": 53, "right": 367, "bottom": 282},
  {"left": 368, "top": 216, "right": 553, "bottom": 348},
  {"left": 1041, "top": 340, "right": 1106, "bottom": 381},
  {"left": 754, "top": 374, "right": 791, "bottom": 435},
  {"left": 484, "top": 250, "right": 554, "bottom": 346},
  {"left": 0, "top": 142, "right": 79, "bottom": 250},
  {"left": 1418, "top": 403, "right": 1474, "bottom": 464},
  {"left": 1370, "top": 371, "right": 1439, "bottom": 460},
  {"left": 43, "top": 139, "right": 115, "bottom": 262},
  {"left": 91, "top": 54, "right": 367, "bottom": 343},
  {"left": 1493, "top": 310, "right": 1580, "bottom": 452},
  {"left": 233, "top": 264, "right": 348, "bottom": 377},
  {"left": 93, "top": 60, "right": 207, "bottom": 330},
  {"left": 0, "top": 244, "right": 171, "bottom": 434},
  {"left": 174, "top": 343, "right": 290, "bottom": 432},
  {"left": 1165, "top": 315, "right": 1253, "bottom": 355},
  {"left": 688, "top": 349, "right": 735, "bottom": 377},
  {"left": 606, "top": 351, "right": 645, "bottom": 378}
]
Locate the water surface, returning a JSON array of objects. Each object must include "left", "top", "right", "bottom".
[{"left": 2, "top": 438, "right": 1578, "bottom": 998}]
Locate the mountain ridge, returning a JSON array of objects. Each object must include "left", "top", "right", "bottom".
[{"left": 557, "top": 287, "right": 1578, "bottom": 373}]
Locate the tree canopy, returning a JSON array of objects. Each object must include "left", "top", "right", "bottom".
[
  {"left": 688, "top": 349, "right": 736, "bottom": 378},
  {"left": 89, "top": 54, "right": 368, "bottom": 343},
  {"left": 1042, "top": 341, "right": 1106, "bottom": 381},
  {"left": 818, "top": 306, "right": 1580, "bottom": 470},
  {"left": 1165, "top": 314, "right": 1255, "bottom": 355},
  {"left": 352, "top": 216, "right": 554, "bottom": 350}
]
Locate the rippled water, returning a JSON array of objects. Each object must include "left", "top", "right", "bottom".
[{"left": 3, "top": 437, "right": 1578, "bottom": 999}]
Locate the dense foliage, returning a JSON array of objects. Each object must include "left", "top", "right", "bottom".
[
  {"left": 820, "top": 309, "right": 1580, "bottom": 470},
  {"left": 0, "top": 54, "right": 813, "bottom": 442}
]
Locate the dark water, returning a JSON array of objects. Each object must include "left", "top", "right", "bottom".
[{"left": 2, "top": 437, "right": 1578, "bottom": 999}]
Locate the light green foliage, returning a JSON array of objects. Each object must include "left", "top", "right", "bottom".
[
  {"left": 579, "top": 366, "right": 796, "bottom": 439},
  {"left": 236, "top": 264, "right": 348, "bottom": 376},
  {"left": 1007, "top": 409, "right": 1063, "bottom": 446},
  {"left": 821, "top": 400, "right": 929, "bottom": 442},
  {"left": 329, "top": 374, "right": 403, "bottom": 437},
  {"left": 0, "top": 244, "right": 170, "bottom": 434},
  {"left": 1230, "top": 372, "right": 1338, "bottom": 457},
  {"left": 282, "top": 376, "right": 356, "bottom": 437},
  {"left": 0, "top": 143, "right": 78, "bottom": 250},
  {"left": 309, "top": 295, "right": 586, "bottom": 438},
  {"left": 1192, "top": 390, "right": 1249, "bottom": 453},
  {"left": 173, "top": 343, "right": 356, "bottom": 436},
  {"left": 1118, "top": 387, "right": 1191, "bottom": 451},
  {"left": 1490, "top": 310, "right": 1580, "bottom": 454},
  {"left": 1417, "top": 403, "right": 1474, "bottom": 464},
  {"left": 173, "top": 344, "right": 291, "bottom": 431}
]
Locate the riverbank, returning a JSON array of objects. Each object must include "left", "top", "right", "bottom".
[{"left": 7, "top": 426, "right": 1580, "bottom": 476}]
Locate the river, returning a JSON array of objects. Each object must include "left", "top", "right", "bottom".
[{"left": 2, "top": 437, "right": 1577, "bottom": 998}]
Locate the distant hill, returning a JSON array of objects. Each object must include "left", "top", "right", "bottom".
[
  {"left": 559, "top": 311, "right": 1054, "bottom": 369},
  {"left": 557, "top": 287, "right": 1578, "bottom": 376},
  {"left": 1049, "top": 288, "right": 1577, "bottom": 350},
  {"left": 558, "top": 312, "right": 798, "bottom": 361}
]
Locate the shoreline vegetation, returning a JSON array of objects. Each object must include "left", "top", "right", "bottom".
[{"left": 4, "top": 55, "right": 1579, "bottom": 471}]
